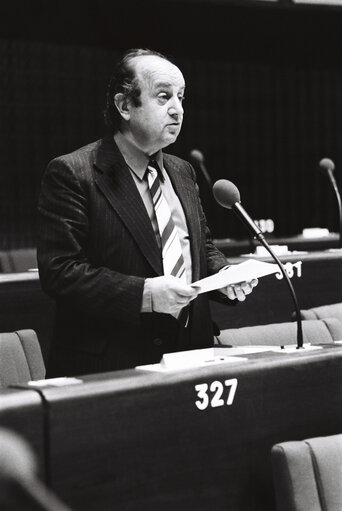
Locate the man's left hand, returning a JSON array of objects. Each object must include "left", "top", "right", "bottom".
[{"left": 222, "top": 278, "right": 259, "bottom": 302}]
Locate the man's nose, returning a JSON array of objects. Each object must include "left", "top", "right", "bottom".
[{"left": 168, "top": 97, "right": 184, "bottom": 118}]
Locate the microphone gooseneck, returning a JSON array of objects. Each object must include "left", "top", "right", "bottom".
[
  {"left": 319, "top": 157, "right": 342, "bottom": 248},
  {"left": 213, "top": 179, "right": 304, "bottom": 349},
  {"left": 190, "top": 149, "right": 213, "bottom": 188}
]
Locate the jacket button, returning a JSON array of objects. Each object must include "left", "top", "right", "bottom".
[{"left": 153, "top": 338, "right": 163, "bottom": 346}]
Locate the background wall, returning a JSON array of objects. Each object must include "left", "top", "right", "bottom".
[{"left": 1, "top": 0, "right": 342, "bottom": 248}]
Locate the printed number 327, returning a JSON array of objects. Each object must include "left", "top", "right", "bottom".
[{"left": 195, "top": 378, "right": 238, "bottom": 411}]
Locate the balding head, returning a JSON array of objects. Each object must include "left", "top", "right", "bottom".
[
  {"left": 104, "top": 49, "right": 173, "bottom": 133},
  {"left": 113, "top": 51, "right": 185, "bottom": 154}
]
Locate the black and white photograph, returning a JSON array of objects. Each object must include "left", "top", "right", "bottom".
[{"left": 0, "top": 1, "right": 342, "bottom": 509}]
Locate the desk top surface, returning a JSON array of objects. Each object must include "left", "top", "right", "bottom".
[{"left": 22, "top": 343, "right": 342, "bottom": 400}]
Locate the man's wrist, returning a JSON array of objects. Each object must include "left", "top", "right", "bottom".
[{"left": 140, "top": 278, "right": 153, "bottom": 312}]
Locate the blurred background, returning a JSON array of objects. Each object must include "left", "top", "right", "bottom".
[{"left": 1, "top": 0, "right": 342, "bottom": 247}]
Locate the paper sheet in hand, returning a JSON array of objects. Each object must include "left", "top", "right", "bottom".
[{"left": 191, "top": 259, "right": 279, "bottom": 294}]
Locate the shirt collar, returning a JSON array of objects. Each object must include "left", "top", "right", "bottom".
[{"left": 114, "top": 131, "right": 164, "bottom": 181}]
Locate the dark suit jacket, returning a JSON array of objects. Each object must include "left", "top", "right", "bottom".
[{"left": 37, "top": 137, "right": 229, "bottom": 376}]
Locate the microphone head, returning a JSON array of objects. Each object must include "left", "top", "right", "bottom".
[
  {"left": 319, "top": 158, "right": 335, "bottom": 173},
  {"left": 212, "top": 179, "right": 240, "bottom": 209},
  {"left": 190, "top": 149, "right": 205, "bottom": 164}
]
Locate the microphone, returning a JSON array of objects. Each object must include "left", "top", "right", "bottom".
[
  {"left": 0, "top": 428, "right": 72, "bottom": 511},
  {"left": 190, "top": 149, "right": 213, "bottom": 188},
  {"left": 319, "top": 158, "right": 342, "bottom": 248},
  {"left": 213, "top": 180, "right": 265, "bottom": 241},
  {"left": 213, "top": 179, "right": 304, "bottom": 349}
]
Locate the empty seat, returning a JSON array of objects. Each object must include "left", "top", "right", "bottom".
[
  {"left": 300, "top": 302, "right": 342, "bottom": 322},
  {"left": 0, "top": 248, "right": 37, "bottom": 272},
  {"left": 0, "top": 427, "right": 72, "bottom": 510},
  {"left": 0, "top": 251, "right": 12, "bottom": 272},
  {"left": 271, "top": 433, "right": 342, "bottom": 511},
  {"left": 217, "top": 318, "right": 342, "bottom": 346},
  {"left": 0, "top": 330, "right": 45, "bottom": 387}
]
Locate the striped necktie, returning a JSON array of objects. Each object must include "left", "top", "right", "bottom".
[{"left": 146, "top": 160, "right": 187, "bottom": 284}]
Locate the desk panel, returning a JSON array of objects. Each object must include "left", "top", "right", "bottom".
[
  {"left": 214, "top": 233, "right": 340, "bottom": 257},
  {"left": 211, "top": 250, "right": 342, "bottom": 329},
  {"left": 31, "top": 346, "right": 342, "bottom": 511}
]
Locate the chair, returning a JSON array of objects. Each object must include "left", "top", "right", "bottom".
[
  {"left": 217, "top": 318, "right": 342, "bottom": 346},
  {"left": 300, "top": 302, "right": 342, "bottom": 323},
  {"left": 0, "top": 428, "right": 72, "bottom": 510},
  {"left": 8, "top": 248, "right": 38, "bottom": 272},
  {"left": 0, "top": 248, "right": 37, "bottom": 272},
  {"left": 0, "top": 251, "right": 12, "bottom": 272},
  {"left": 0, "top": 330, "right": 45, "bottom": 387},
  {"left": 271, "top": 433, "right": 342, "bottom": 511}
]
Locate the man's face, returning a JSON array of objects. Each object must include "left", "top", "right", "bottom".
[{"left": 126, "top": 56, "right": 185, "bottom": 155}]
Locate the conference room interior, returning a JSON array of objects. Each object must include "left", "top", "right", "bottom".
[{"left": 1, "top": 0, "right": 342, "bottom": 509}]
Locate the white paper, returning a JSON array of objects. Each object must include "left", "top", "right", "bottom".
[
  {"left": 136, "top": 347, "right": 249, "bottom": 372},
  {"left": 191, "top": 259, "right": 279, "bottom": 294},
  {"left": 136, "top": 356, "right": 248, "bottom": 372},
  {"left": 28, "top": 377, "right": 83, "bottom": 387}
]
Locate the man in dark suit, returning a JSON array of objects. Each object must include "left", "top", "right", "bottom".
[{"left": 37, "top": 48, "right": 257, "bottom": 377}]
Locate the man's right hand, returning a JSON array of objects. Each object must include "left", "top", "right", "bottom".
[{"left": 147, "top": 275, "right": 199, "bottom": 315}]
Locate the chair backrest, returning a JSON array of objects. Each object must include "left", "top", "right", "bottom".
[
  {"left": 0, "top": 330, "right": 45, "bottom": 387},
  {"left": 217, "top": 318, "right": 342, "bottom": 346},
  {"left": 300, "top": 302, "right": 342, "bottom": 322},
  {"left": 0, "top": 250, "right": 12, "bottom": 272},
  {"left": 271, "top": 433, "right": 342, "bottom": 511},
  {"left": 8, "top": 248, "right": 38, "bottom": 272},
  {"left": 0, "top": 248, "right": 37, "bottom": 273},
  {"left": 0, "top": 427, "right": 72, "bottom": 510}
]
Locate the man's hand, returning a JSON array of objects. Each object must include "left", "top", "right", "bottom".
[
  {"left": 148, "top": 276, "right": 199, "bottom": 315},
  {"left": 222, "top": 278, "right": 259, "bottom": 302}
]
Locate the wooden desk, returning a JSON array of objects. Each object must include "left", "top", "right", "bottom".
[
  {"left": 211, "top": 250, "right": 342, "bottom": 329},
  {"left": 22, "top": 345, "right": 342, "bottom": 511},
  {"left": 0, "top": 249, "right": 341, "bottom": 358},
  {"left": 214, "top": 233, "right": 340, "bottom": 257}
]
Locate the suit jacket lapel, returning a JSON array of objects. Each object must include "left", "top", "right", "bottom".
[
  {"left": 163, "top": 154, "right": 201, "bottom": 282},
  {"left": 93, "top": 137, "right": 163, "bottom": 275}
]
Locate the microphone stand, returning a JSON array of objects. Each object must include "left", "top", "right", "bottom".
[
  {"left": 254, "top": 230, "right": 304, "bottom": 349},
  {"left": 327, "top": 168, "right": 342, "bottom": 249},
  {"left": 213, "top": 181, "right": 304, "bottom": 350},
  {"left": 233, "top": 203, "right": 303, "bottom": 348}
]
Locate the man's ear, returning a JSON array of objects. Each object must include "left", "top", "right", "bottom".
[{"left": 113, "top": 93, "right": 131, "bottom": 121}]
